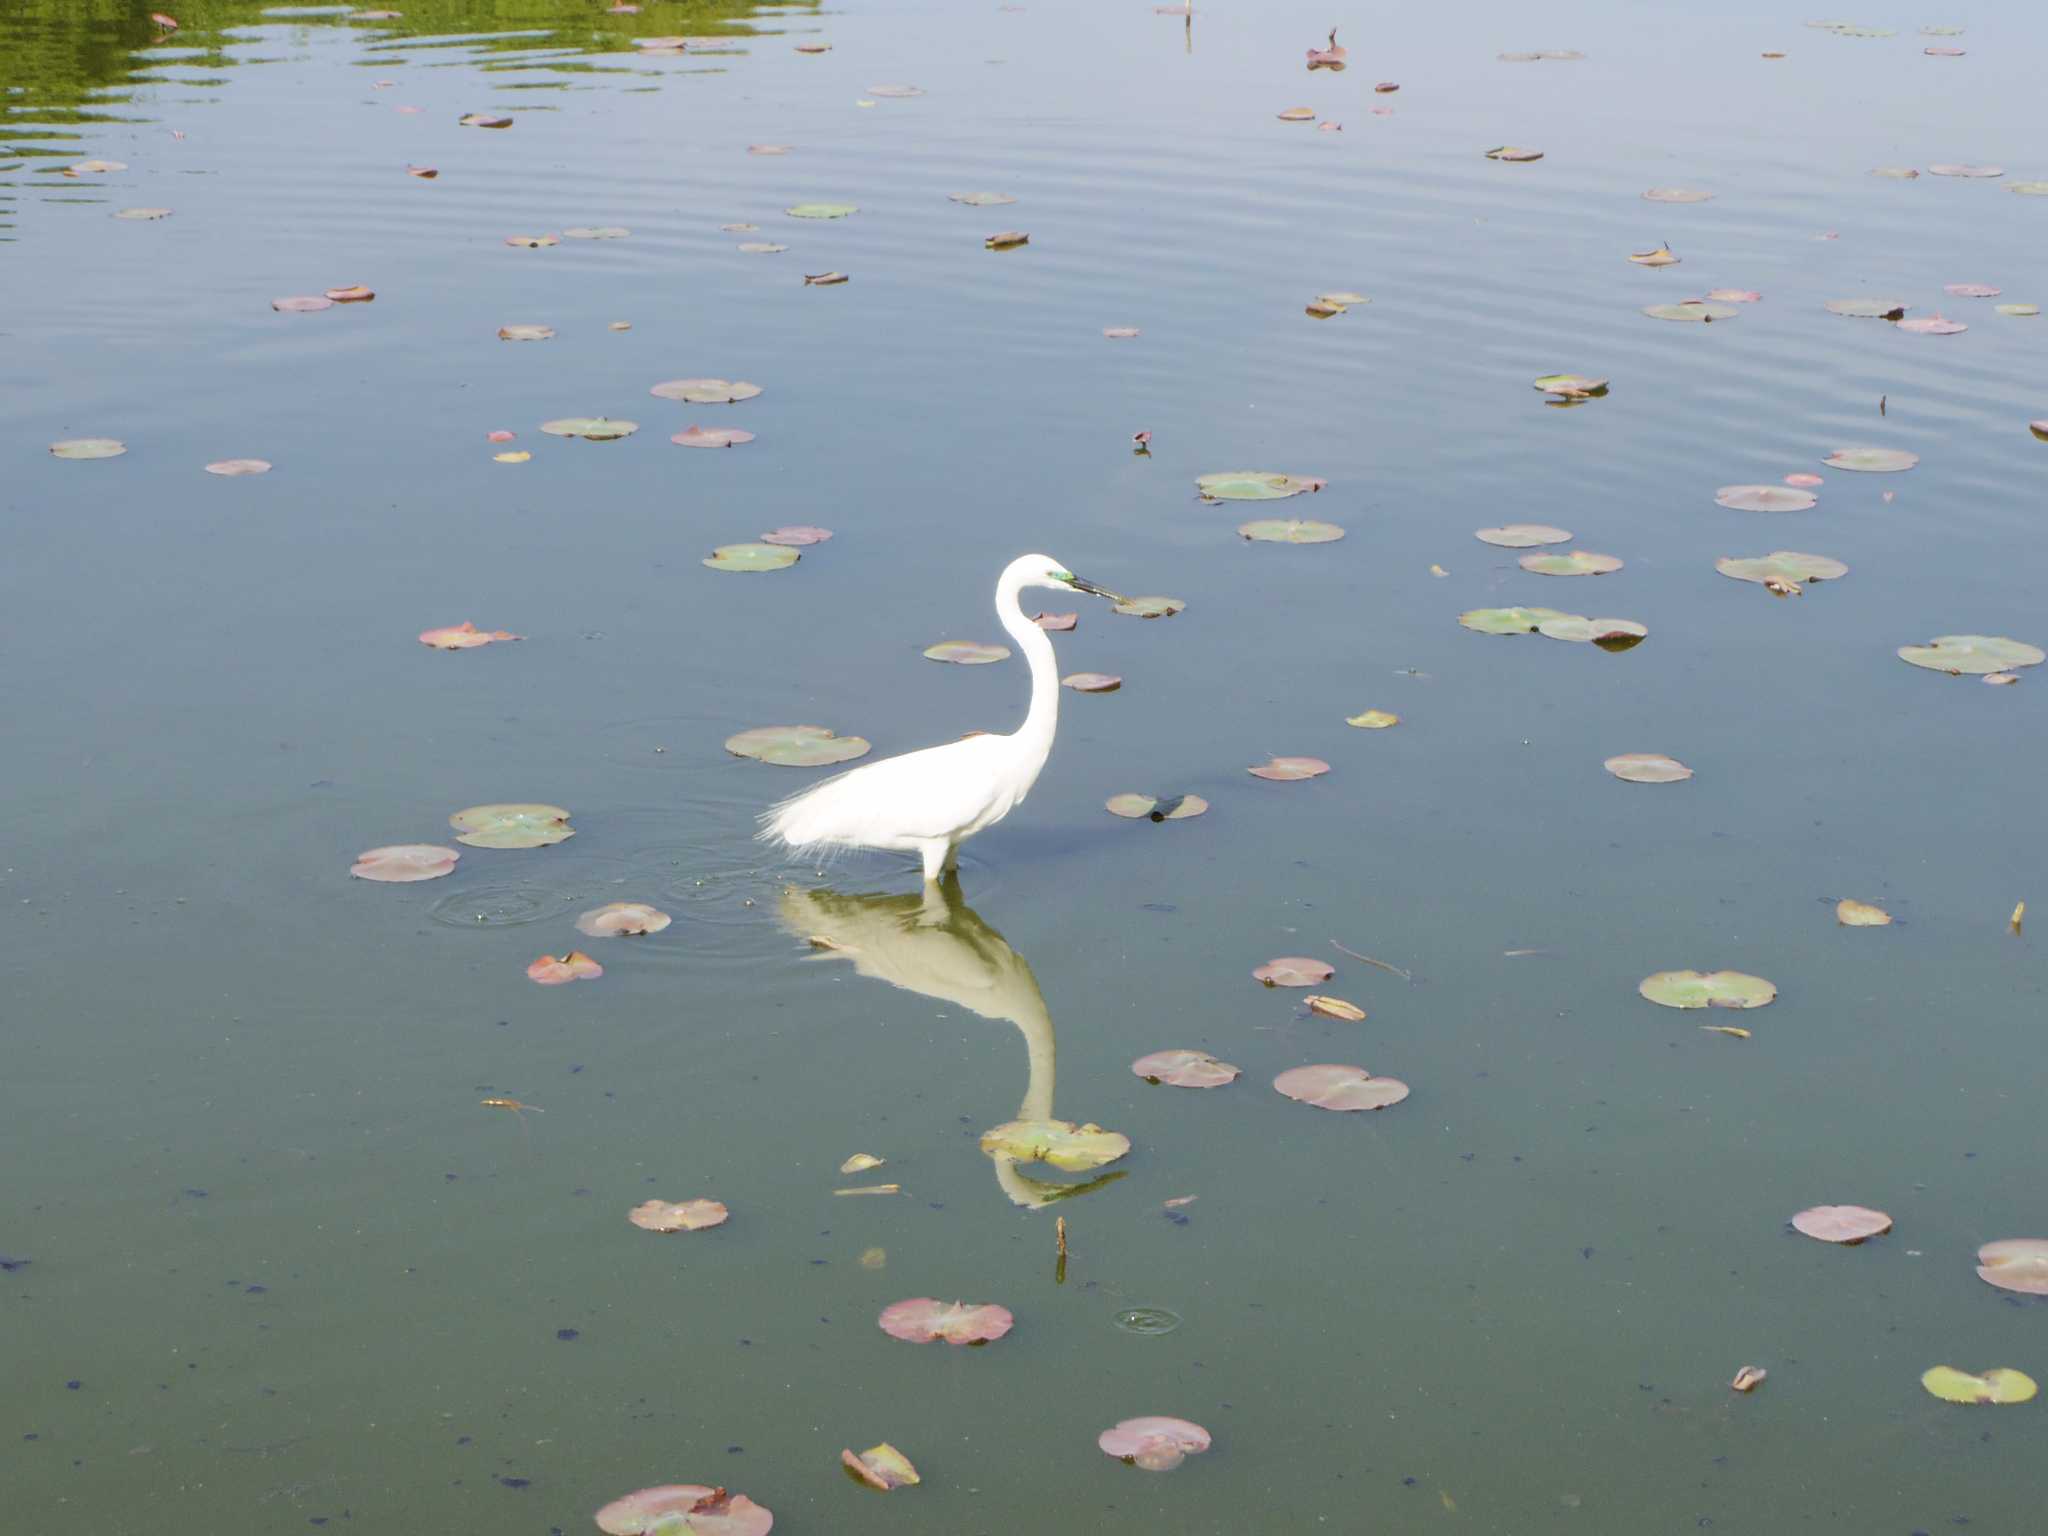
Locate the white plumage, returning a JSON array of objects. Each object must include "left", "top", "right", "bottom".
[{"left": 759, "top": 553, "right": 1121, "bottom": 883}]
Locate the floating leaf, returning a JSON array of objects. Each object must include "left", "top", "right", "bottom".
[
  {"left": 840, "top": 1153, "right": 885, "bottom": 1174},
  {"left": 1897, "top": 315, "right": 1967, "bottom": 334},
  {"left": 1277, "top": 107, "right": 1317, "bottom": 122},
  {"left": 803, "top": 271, "right": 849, "bottom": 286},
  {"left": 350, "top": 844, "right": 458, "bottom": 882},
  {"left": 1306, "top": 995, "right": 1366, "bottom": 1021},
  {"left": 761, "top": 526, "right": 832, "bottom": 546},
  {"left": 2011, "top": 182, "right": 2048, "bottom": 196},
  {"left": 1196, "top": 471, "right": 1325, "bottom": 501},
  {"left": 1898, "top": 635, "right": 2044, "bottom": 675},
  {"left": 1239, "top": 518, "right": 1345, "bottom": 543},
  {"left": 842, "top": 1443, "right": 919, "bottom": 1491},
  {"left": 1536, "top": 615, "right": 1647, "bottom": 648},
  {"left": 1823, "top": 446, "right": 1917, "bottom": 473},
  {"left": 1643, "top": 301, "right": 1738, "bottom": 322},
  {"left": 1105, "top": 793, "right": 1207, "bottom": 821},
  {"left": 979, "top": 1119, "right": 1129, "bottom": 1170},
  {"left": 725, "top": 725, "right": 870, "bottom": 766},
  {"left": 1103, "top": 326, "right": 1141, "bottom": 338},
  {"left": 924, "top": 640, "right": 1010, "bottom": 665},
  {"left": 1700, "top": 1024, "right": 1751, "bottom": 1040},
  {"left": 450, "top": 803, "right": 574, "bottom": 849},
  {"left": 1629, "top": 242, "right": 1679, "bottom": 266},
  {"left": 1460, "top": 605, "right": 1573, "bottom": 635},
  {"left": 949, "top": 191, "right": 1016, "bottom": 206},
  {"left": 748, "top": 144, "right": 790, "bottom": 155},
  {"left": 1790, "top": 1204, "right": 1892, "bottom": 1242},
  {"left": 1732, "top": 1366, "right": 1768, "bottom": 1393},
  {"left": 63, "top": 158, "right": 127, "bottom": 175},
  {"left": 1112, "top": 595, "right": 1184, "bottom": 618},
  {"left": 526, "top": 950, "right": 602, "bottom": 985},
  {"left": 594, "top": 1486, "right": 770, "bottom": 1536},
  {"left": 1716, "top": 485, "right": 1817, "bottom": 512},
  {"left": 324, "top": 284, "right": 374, "bottom": 303},
  {"left": 1063, "top": 672, "right": 1121, "bottom": 692},
  {"left": 504, "top": 234, "right": 558, "bottom": 249},
  {"left": 704, "top": 543, "right": 798, "bottom": 573},
  {"left": 984, "top": 230, "right": 1030, "bottom": 249},
  {"left": 877, "top": 1298, "right": 1013, "bottom": 1344},
  {"left": 866, "top": 84, "right": 925, "bottom": 97},
  {"left": 738, "top": 242, "right": 787, "bottom": 254},
  {"left": 1273, "top": 1063, "right": 1410, "bottom": 1110},
  {"left": 494, "top": 451, "right": 530, "bottom": 464},
  {"left": 1922, "top": 1367, "right": 2037, "bottom": 1405},
  {"left": 563, "top": 226, "right": 629, "bottom": 240},
  {"left": 113, "top": 207, "right": 172, "bottom": 220},
  {"left": 1975, "top": 1239, "right": 2048, "bottom": 1295},
  {"left": 1706, "top": 288, "right": 1762, "bottom": 303},
  {"left": 498, "top": 324, "right": 554, "bottom": 341},
  {"left": 1519, "top": 550, "right": 1622, "bottom": 576},
  {"left": 786, "top": 203, "right": 857, "bottom": 219},
  {"left": 1476, "top": 524, "right": 1570, "bottom": 548},
  {"left": 50, "top": 438, "right": 126, "bottom": 460},
  {"left": 1639, "top": 970, "right": 1776, "bottom": 1009},
  {"left": 1836, "top": 899, "right": 1891, "bottom": 927},
  {"left": 1533, "top": 375, "right": 1607, "bottom": 399},
  {"left": 1945, "top": 282, "right": 2001, "bottom": 298},
  {"left": 1929, "top": 163, "right": 2001, "bottom": 177},
  {"left": 1032, "top": 611, "right": 1076, "bottom": 630},
  {"left": 1826, "top": 297, "right": 1908, "bottom": 319},
  {"left": 1717, "top": 552, "right": 1846, "bottom": 587},
  {"left": 405, "top": 165, "right": 437, "bottom": 179},
  {"left": 1098, "top": 1417, "right": 1212, "bottom": 1472},
  {"left": 1485, "top": 145, "right": 1543, "bottom": 161},
  {"left": 1643, "top": 186, "right": 1713, "bottom": 202},
  {"left": 419, "top": 621, "right": 521, "bottom": 650},
  {"left": 459, "top": 112, "right": 511, "bottom": 128},
  {"left": 1249, "top": 756, "right": 1329, "bottom": 781},
  {"left": 650, "top": 378, "right": 761, "bottom": 404},
  {"left": 1604, "top": 753, "right": 1692, "bottom": 784},
  {"left": 539, "top": 417, "right": 636, "bottom": 440},
  {"left": 1871, "top": 166, "right": 1919, "bottom": 179},
  {"left": 577, "top": 902, "right": 672, "bottom": 937},
  {"left": 627, "top": 1198, "right": 727, "bottom": 1232},
  {"left": 672, "top": 426, "right": 755, "bottom": 448},
  {"left": 1253, "top": 956, "right": 1335, "bottom": 987},
  {"left": 1131, "top": 1049, "right": 1241, "bottom": 1088},
  {"left": 271, "top": 295, "right": 333, "bottom": 313},
  {"left": 1995, "top": 304, "right": 2039, "bottom": 317},
  {"left": 1346, "top": 710, "right": 1398, "bottom": 729}
]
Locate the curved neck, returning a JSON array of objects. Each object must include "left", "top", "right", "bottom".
[{"left": 996, "top": 572, "right": 1059, "bottom": 760}]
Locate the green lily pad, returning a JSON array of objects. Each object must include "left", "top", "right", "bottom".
[
  {"left": 113, "top": 207, "right": 172, "bottom": 220},
  {"left": 449, "top": 803, "right": 574, "bottom": 849},
  {"left": 1459, "top": 606, "right": 1573, "bottom": 635},
  {"left": 2010, "top": 182, "right": 2048, "bottom": 196},
  {"left": 1534, "top": 374, "right": 1608, "bottom": 398},
  {"left": 1826, "top": 297, "right": 1909, "bottom": 319},
  {"left": 1113, "top": 595, "right": 1185, "bottom": 618},
  {"left": 923, "top": 640, "right": 1010, "bottom": 664},
  {"left": 1995, "top": 304, "right": 2039, "bottom": 317},
  {"left": 1485, "top": 145, "right": 1543, "bottom": 161},
  {"left": 704, "top": 543, "right": 799, "bottom": 572},
  {"left": 1476, "top": 524, "right": 1571, "bottom": 547},
  {"left": 979, "top": 1118, "right": 1131, "bottom": 1171},
  {"left": 1518, "top": 550, "right": 1622, "bottom": 576},
  {"left": 1871, "top": 167, "right": 1920, "bottom": 179},
  {"left": 1823, "top": 446, "right": 1918, "bottom": 472},
  {"left": 1716, "top": 485, "right": 1818, "bottom": 512},
  {"left": 649, "top": 378, "right": 762, "bottom": 403},
  {"left": 1642, "top": 301, "right": 1739, "bottom": 322},
  {"left": 948, "top": 191, "right": 1016, "bottom": 205},
  {"left": 1638, "top": 969, "right": 1776, "bottom": 1009},
  {"left": 1537, "top": 615, "right": 1647, "bottom": 649},
  {"left": 725, "top": 725, "right": 871, "bottom": 766},
  {"left": 1716, "top": 552, "right": 1848, "bottom": 586},
  {"left": 1195, "top": 471, "right": 1325, "bottom": 501},
  {"left": 1106, "top": 793, "right": 1208, "bottom": 820},
  {"left": 49, "top": 437, "right": 126, "bottom": 460},
  {"left": 540, "top": 417, "right": 637, "bottom": 440},
  {"left": 786, "top": 202, "right": 857, "bottom": 218},
  {"left": 1897, "top": 635, "right": 2045, "bottom": 674},
  {"left": 1238, "top": 518, "right": 1345, "bottom": 543}
]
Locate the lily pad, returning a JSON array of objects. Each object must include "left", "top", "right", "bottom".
[
  {"left": 1897, "top": 315, "right": 1967, "bottom": 334},
  {"left": 1063, "top": 672, "right": 1121, "bottom": 692},
  {"left": 1460, "top": 605, "right": 1574, "bottom": 634},
  {"left": 1253, "top": 956, "right": 1335, "bottom": 987},
  {"left": 924, "top": 640, "right": 1010, "bottom": 664},
  {"left": 1639, "top": 970, "right": 1776, "bottom": 1009},
  {"left": 504, "top": 234, "right": 558, "bottom": 249},
  {"left": 563, "top": 225, "right": 629, "bottom": 240},
  {"left": 1519, "top": 550, "right": 1622, "bottom": 576},
  {"left": 866, "top": 84, "right": 925, "bottom": 97},
  {"left": 1249, "top": 756, "right": 1329, "bottom": 781},
  {"left": 877, "top": 1298, "right": 1013, "bottom": 1344},
  {"left": 804, "top": 271, "right": 849, "bottom": 286},
  {"left": 984, "top": 230, "right": 1030, "bottom": 249},
  {"left": 539, "top": 417, "right": 636, "bottom": 440},
  {"left": 1346, "top": 710, "right": 1398, "bottom": 729},
  {"left": 738, "top": 242, "right": 787, "bottom": 254},
  {"left": 704, "top": 543, "right": 799, "bottom": 572},
  {"left": 577, "top": 902, "right": 672, "bottom": 937},
  {"left": 1976, "top": 1239, "right": 2048, "bottom": 1295},
  {"left": 761, "top": 526, "right": 832, "bottom": 546},
  {"left": 1306, "top": 995, "right": 1366, "bottom": 1021},
  {"left": 1945, "top": 282, "right": 2001, "bottom": 298},
  {"left": 1789, "top": 1204, "right": 1892, "bottom": 1242},
  {"left": 1196, "top": 471, "right": 1325, "bottom": 501},
  {"left": 351, "top": 844, "right": 459, "bottom": 882},
  {"left": 201, "top": 458, "right": 271, "bottom": 476},
  {"left": 1103, "top": 325, "right": 1140, "bottom": 337},
  {"left": 1485, "top": 145, "right": 1543, "bottom": 161},
  {"left": 419, "top": 621, "right": 521, "bottom": 650},
  {"left": 1929, "top": 163, "right": 2001, "bottom": 177},
  {"left": 1826, "top": 297, "right": 1908, "bottom": 318},
  {"left": 672, "top": 426, "right": 755, "bottom": 448},
  {"left": 450, "top": 803, "right": 573, "bottom": 848},
  {"left": 594, "top": 1486, "right": 770, "bottom": 1536},
  {"left": 786, "top": 202, "right": 857, "bottom": 218},
  {"left": 1836, "top": 899, "right": 1891, "bottom": 927},
  {"left": 1112, "top": 595, "right": 1184, "bottom": 618},
  {"left": 1643, "top": 301, "right": 1738, "bottom": 321},
  {"left": 949, "top": 191, "right": 1015, "bottom": 205},
  {"left": 1995, "top": 304, "right": 2039, "bottom": 317},
  {"left": 1277, "top": 107, "right": 1317, "bottom": 122},
  {"left": 1105, "top": 793, "right": 1207, "bottom": 820},
  {"left": 1098, "top": 1417, "right": 1212, "bottom": 1472},
  {"left": 1604, "top": 753, "right": 1693, "bottom": 784},
  {"left": 324, "top": 285, "right": 374, "bottom": 303},
  {"left": 1476, "top": 524, "right": 1571, "bottom": 548},
  {"left": 49, "top": 438, "right": 126, "bottom": 460},
  {"left": 1706, "top": 289, "right": 1762, "bottom": 303},
  {"left": 272, "top": 295, "right": 334, "bottom": 312},
  {"left": 1629, "top": 243, "right": 1680, "bottom": 266},
  {"left": 1922, "top": 1367, "right": 2037, "bottom": 1405},
  {"left": 1643, "top": 186, "right": 1713, "bottom": 202},
  {"left": 458, "top": 112, "right": 511, "bottom": 128},
  {"left": 1131, "top": 1049, "right": 1241, "bottom": 1088},
  {"left": 526, "top": 950, "right": 602, "bottom": 985},
  {"left": 1716, "top": 552, "right": 1847, "bottom": 586},
  {"left": 1273, "top": 1063, "right": 1410, "bottom": 1111},
  {"left": 1897, "top": 635, "right": 2045, "bottom": 674},
  {"left": 726, "top": 725, "right": 870, "bottom": 766},
  {"left": 1872, "top": 166, "right": 1920, "bottom": 178},
  {"left": 1239, "top": 518, "right": 1345, "bottom": 543},
  {"left": 1533, "top": 375, "right": 1607, "bottom": 399},
  {"left": 113, "top": 207, "right": 172, "bottom": 220},
  {"left": 1716, "top": 485, "right": 1817, "bottom": 512},
  {"left": 1823, "top": 446, "right": 1917, "bottom": 473},
  {"left": 2011, "top": 182, "right": 2048, "bottom": 196},
  {"left": 1536, "top": 615, "right": 1647, "bottom": 648},
  {"left": 628, "top": 1198, "right": 727, "bottom": 1232},
  {"left": 979, "top": 1119, "right": 1130, "bottom": 1170},
  {"left": 1032, "top": 611, "right": 1076, "bottom": 630},
  {"left": 650, "top": 378, "right": 761, "bottom": 403},
  {"left": 498, "top": 324, "right": 554, "bottom": 341},
  {"left": 842, "top": 1443, "right": 920, "bottom": 1491}
]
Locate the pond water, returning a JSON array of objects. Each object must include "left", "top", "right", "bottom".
[{"left": 6, "top": 1, "right": 2047, "bottom": 1532}]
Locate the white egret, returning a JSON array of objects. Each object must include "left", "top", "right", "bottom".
[{"left": 759, "top": 554, "right": 1124, "bottom": 883}]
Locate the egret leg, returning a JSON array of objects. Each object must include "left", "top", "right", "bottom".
[{"left": 918, "top": 840, "right": 949, "bottom": 885}]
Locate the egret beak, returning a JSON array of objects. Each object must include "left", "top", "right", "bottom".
[{"left": 1061, "top": 572, "right": 1126, "bottom": 603}]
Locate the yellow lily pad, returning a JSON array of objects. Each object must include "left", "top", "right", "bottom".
[
  {"left": 1921, "top": 1366, "right": 2037, "bottom": 1405},
  {"left": 978, "top": 1119, "right": 1130, "bottom": 1171}
]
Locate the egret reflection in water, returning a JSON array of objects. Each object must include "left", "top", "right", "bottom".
[{"left": 777, "top": 877, "right": 1127, "bottom": 1210}]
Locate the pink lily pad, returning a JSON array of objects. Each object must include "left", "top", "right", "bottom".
[
  {"left": 593, "top": 1485, "right": 770, "bottom": 1536},
  {"left": 1897, "top": 314, "right": 1967, "bottom": 334},
  {"left": 1790, "top": 1204, "right": 1892, "bottom": 1244},
  {"left": 1249, "top": 756, "right": 1329, "bottom": 781},
  {"left": 419, "top": 622, "right": 522, "bottom": 650},
  {"left": 1273, "top": 1063, "right": 1411, "bottom": 1111},
  {"left": 1032, "top": 611, "right": 1077, "bottom": 630},
  {"left": 271, "top": 295, "right": 333, "bottom": 313},
  {"left": 1784, "top": 472, "right": 1823, "bottom": 487},
  {"left": 204, "top": 458, "right": 271, "bottom": 476},
  {"left": 1131, "top": 1049, "right": 1241, "bottom": 1088},
  {"left": 1062, "top": 673, "right": 1121, "bottom": 692},
  {"left": 1706, "top": 289, "right": 1762, "bottom": 303},
  {"left": 672, "top": 426, "right": 756, "bottom": 449},
  {"left": 1103, "top": 326, "right": 1140, "bottom": 339},
  {"left": 1098, "top": 1417, "right": 1212, "bottom": 1471},
  {"left": 576, "top": 902, "right": 672, "bottom": 937},
  {"left": 1945, "top": 282, "right": 2001, "bottom": 298},
  {"left": 504, "top": 234, "right": 558, "bottom": 249},
  {"left": 627, "top": 1198, "right": 728, "bottom": 1233},
  {"left": 760, "top": 526, "right": 833, "bottom": 546},
  {"left": 877, "top": 1298, "right": 1014, "bottom": 1344},
  {"left": 350, "top": 844, "right": 459, "bottom": 882},
  {"left": 1976, "top": 1239, "right": 2048, "bottom": 1294},
  {"left": 487, "top": 430, "right": 516, "bottom": 443},
  {"left": 459, "top": 112, "right": 512, "bottom": 128},
  {"left": 1253, "top": 956, "right": 1334, "bottom": 987},
  {"left": 527, "top": 951, "right": 603, "bottom": 985}
]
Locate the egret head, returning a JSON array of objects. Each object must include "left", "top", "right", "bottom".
[{"left": 1007, "top": 553, "right": 1124, "bottom": 602}]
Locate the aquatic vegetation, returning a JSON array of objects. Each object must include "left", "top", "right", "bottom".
[
  {"left": 1273, "top": 1063, "right": 1410, "bottom": 1110},
  {"left": 1640, "top": 970, "right": 1775, "bottom": 1009},
  {"left": 877, "top": 1298, "right": 1013, "bottom": 1344},
  {"left": 841, "top": 1443, "right": 919, "bottom": 1490},
  {"left": 449, "top": 804, "right": 573, "bottom": 848},
  {"left": 593, "top": 1485, "right": 770, "bottom": 1535},
  {"left": 1604, "top": 754, "right": 1692, "bottom": 784},
  {"left": 1131, "top": 1049, "right": 1240, "bottom": 1087},
  {"left": 627, "top": 1199, "right": 728, "bottom": 1232},
  {"left": 576, "top": 902, "right": 672, "bottom": 937},
  {"left": 1253, "top": 957, "right": 1335, "bottom": 986},
  {"left": 1976, "top": 1239, "right": 2048, "bottom": 1294},
  {"left": 527, "top": 951, "right": 602, "bottom": 985},
  {"left": 1098, "top": 1417, "right": 1211, "bottom": 1470},
  {"left": 350, "top": 844, "right": 459, "bottom": 882},
  {"left": 1921, "top": 1367, "right": 2035, "bottom": 1404},
  {"left": 1791, "top": 1205, "right": 1892, "bottom": 1243}
]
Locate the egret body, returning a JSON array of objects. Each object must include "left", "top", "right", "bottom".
[{"left": 759, "top": 554, "right": 1121, "bottom": 883}]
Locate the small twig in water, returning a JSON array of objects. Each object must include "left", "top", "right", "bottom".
[
  {"left": 1055, "top": 1215, "right": 1069, "bottom": 1285},
  {"left": 1330, "top": 940, "right": 1411, "bottom": 981}
]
